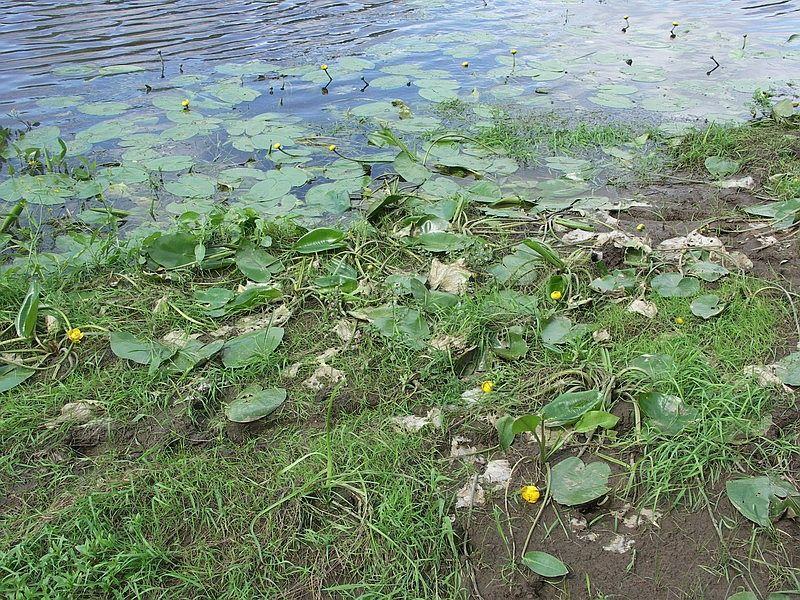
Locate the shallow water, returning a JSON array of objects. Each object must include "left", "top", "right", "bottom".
[{"left": 0, "top": 0, "right": 798, "bottom": 230}]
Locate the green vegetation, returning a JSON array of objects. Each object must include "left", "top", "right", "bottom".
[{"left": 1, "top": 45, "right": 799, "bottom": 597}]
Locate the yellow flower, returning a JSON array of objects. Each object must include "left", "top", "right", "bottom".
[
  {"left": 321, "top": 63, "right": 328, "bottom": 71},
  {"left": 481, "top": 380, "right": 494, "bottom": 393},
  {"left": 550, "top": 290, "right": 563, "bottom": 301},
  {"left": 181, "top": 99, "right": 190, "bottom": 109},
  {"left": 521, "top": 485, "right": 541, "bottom": 504},
  {"left": 66, "top": 328, "right": 84, "bottom": 343},
  {"left": 636, "top": 223, "right": 645, "bottom": 232},
  {"left": 510, "top": 49, "right": 518, "bottom": 55},
  {"left": 462, "top": 61, "right": 469, "bottom": 68},
  {"left": 328, "top": 144, "right": 337, "bottom": 152},
  {"left": 272, "top": 142, "right": 281, "bottom": 150},
  {"left": 672, "top": 21, "right": 679, "bottom": 26},
  {"left": 675, "top": 317, "right": 685, "bottom": 325},
  {"left": 623, "top": 15, "right": 629, "bottom": 19}
]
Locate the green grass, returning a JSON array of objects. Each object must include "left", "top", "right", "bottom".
[{"left": 672, "top": 121, "right": 800, "bottom": 199}]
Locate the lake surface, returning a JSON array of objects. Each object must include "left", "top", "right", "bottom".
[{"left": 0, "top": 0, "right": 798, "bottom": 229}]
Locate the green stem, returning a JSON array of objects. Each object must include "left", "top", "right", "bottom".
[{"left": 0, "top": 199, "right": 26, "bottom": 233}]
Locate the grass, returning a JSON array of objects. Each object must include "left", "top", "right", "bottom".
[
  {"left": 2, "top": 113, "right": 800, "bottom": 597},
  {"left": 672, "top": 120, "right": 800, "bottom": 199}
]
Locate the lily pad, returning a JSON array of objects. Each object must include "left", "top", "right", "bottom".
[
  {"left": 225, "top": 386, "right": 287, "bottom": 423},
  {"left": 521, "top": 552, "right": 569, "bottom": 578},
  {"left": 639, "top": 392, "right": 698, "bottom": 434},
  {"left": 651, "top": 273, "right": 700, "bottom": 298},
  {"left": 551, "top": 457, "right": 611, "bottom": 506},
  {"left": 222, "top": 327, "right": 284, "bottom": 368},
  {"left": 690, "top": 294, "right": 726, "bottom": 319}
]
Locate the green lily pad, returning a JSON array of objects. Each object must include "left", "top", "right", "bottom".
[
  {"left": 225, "top": 386, "right": 287, "bottom": 423},
  {"left": 651, "top": 273, "right": 700, "bottom": 298},
  {"left": 705, "top": 156, "right": 740, "bottom": 178},
  {"left": 222, "top": 327, "right": 284, "bottom": 368},
  {"left": 690, "top": 294, "right": 726, "bottom": 319},
  {"left": 521, "top": 551, "right": 569, "bottom": 578},
  {"left": 165, "top": 174, "right": 217, "bottom": 198},
  {"left": 541, "top": 389, "right": 603, "bottom": 426},
  {"left": 639, "top": 392, "right": 698, "bottom": 434},
  {"left": 551, "top": 457, "right": 611, "bottom": 506}
]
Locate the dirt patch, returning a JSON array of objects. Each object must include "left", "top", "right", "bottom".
[
  {"left": 616, "top": 180, "right": 800, "bottom": 287},
  {"left": 460, "top": 452, "right": 798, "bottom": 599}
]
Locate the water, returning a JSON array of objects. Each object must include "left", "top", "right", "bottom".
[
  {"left": 1, "top": 0, "right": 798, "bottom": 116},
  {"left": 0, "top": 0, "right": 798, "bottom": 229}
]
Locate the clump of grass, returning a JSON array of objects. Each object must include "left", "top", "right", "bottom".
[{"left": 672, "top": 121, "right": 800, "bottom": 199}]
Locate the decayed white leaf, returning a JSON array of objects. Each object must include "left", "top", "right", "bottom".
[
  {"left": 162, "top": 330, "right": 200, "bottom": 348},
  {"left": 430, "top": 334, "right": 469, "bottom": 352},
  {"left": 743, "top": 364, "right": 784, "bottom": 388},
  {"left": 628, "top": 299, "right": 658, "bottom": 318},
  {"left": 480, "top": 459, "right": 512, "bottom": 490},
  {"left": 562, "top": 229, "right": 596, "bottom": 245},
  {"left": 428, "top": 258, "right": 472, "bottom": 295},
  {"left": 603, "top": 534, "right": 635, "bottom": 553},
  {"left": 592, "top": 329, "right": 612, "bottom": 343},
  {"left": 713, "top": 175, "right": 754, "bottom": 189},
  {"left": 302, "top": 364, "right": 345, "bottom": 390},
  {"left": 391, "top": 415, "right": 432, "bottom": 432},
  {"left": 657, "top": 231, "right": 724, "bottom": 252},
  {"left": 283, "top": 362, "right": 302, "bottom": 379},
  {"left": 46, "top": 400, "right": 103, "bottom": 429},
  {"left": 455, "top": 477, "right": 485, "bottom": 508},
  {"left": 460, "top": 388, "right": 483, "bottom": 404},
  {"left": 728, "top": 251, "right": 753, "bottom": 270},
  {"left": 333, "top": 319, "right": 357, "bottom": 342},
  {"left": 450, "top": 435, "right": 477, "bottom": 458},
  {"left": 390, "top": 408, "right": 443, "bottom": 432}
]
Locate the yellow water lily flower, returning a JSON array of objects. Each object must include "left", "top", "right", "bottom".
[
  {"left": 481, "top": 380, "right": 494, "bottom": 393},
  {"left": 321, "top": 63, "right": 329, "bottom": 71},
  {"left": 272, "top": 142, "right": 281, "bottom": 150},
  {"left": 550, "top": 290, "right": 563, "bottom": 301},
  {"left": 328, "top": 144, "right": 337, "bottom": 152},
  {"left": 66, "top": 328, "right": 84, "bottom": 343},
  {"left": 623, "top": 15, "right": 629, "bottom": 20},
  {"left": 462, "top": 61, "right": 469, "bottom": 68},
  {"left": 636, "top": 223, "right": 646, "bottom": 232},
  {"left": 521, "top": 485, "right": 541, "bottom": 504},
  {"left": 510, "top": 48, "right": 518, "bottom": 55},
  {"left": 181, "top": 99, "right": 190, "bottom": 109},
  {"left": 675, "top": 317, "right": 685, "bottom": 325},
  {"left": 672, "top": 21, "right": 679, "bottom": 26}
]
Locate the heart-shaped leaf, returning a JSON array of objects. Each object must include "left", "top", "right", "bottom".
[
  {"left": 690, "top": 294, "right": 726, "bottom": 319},
  {"left": 496, "top": 414, "right": 542, "bottom": 450},
  {"left": 541, "top": 390, "right": 602, "bottom": 426},
  {"left": 574, "top": 410, "right": 619, "bottom": 433},
  {"left": 145, "top": 232, "right": 198, "bottom": 269},
  {"left": 225, "top": 385, "right": 287, "bottom": 423},
  {"left": 0, "top": 365, "right": 35, "bottom": 393},
  {"left": 726, "top": 477, "right": 772, "bottom": 527},
  {"left": 774, "top": 352, "right": 800, "bottom": 386},
  {"left": 629, "top": 353, "right": 675, "bottom": 377},
  {"left": 492, "top": 325, "right": 528, "bottom": 360},
  {"left": 651, "top": 273, "right": 700, "bottom": 298},
  {"left": 222, "top": 327, "right": 284, "bottom": 368},
  {"left": 704, "top": 156, "right": 740, "bottom": 178},
  {"left": 521, "top": 551, "right": 568, "bottom": 577},
  {"left": 235, "top": 245, "right": 283, "bottom": 282},
  {"left": 638, "top": 392, "right": 697, "bottom": 434},
  {"left": 551, "top": 457, "right": 611, "bottom": 506},
  {"left": 110, "top": 332, "right": 176, "bottom": 371},
  {"left": 293, "top": 227, "right": 346, "bottom": 254}
]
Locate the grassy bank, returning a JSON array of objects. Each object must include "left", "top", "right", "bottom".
[{"left": 1, "top": 110, "right": 799, "bottom": 598}]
